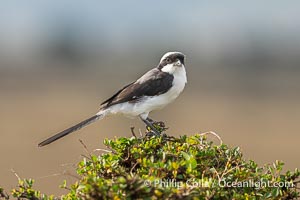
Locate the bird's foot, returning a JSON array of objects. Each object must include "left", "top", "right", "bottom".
[{"left": 145, "top": 121, "right": 168, "bottom": 137}]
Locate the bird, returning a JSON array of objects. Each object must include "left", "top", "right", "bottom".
[{"left": 38, "top": 51, "right": 187, "bottom": 147}]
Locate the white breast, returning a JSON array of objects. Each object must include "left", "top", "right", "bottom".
[{"left": 158, "top": 65, "right": 187, "bottom": 104}]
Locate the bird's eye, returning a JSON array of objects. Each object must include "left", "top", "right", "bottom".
[{"left": 166, "top": 58, "right": 171, "bottom": 63}]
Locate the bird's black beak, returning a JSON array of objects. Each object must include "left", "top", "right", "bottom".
[{"left": 174, "top": 59, "right": 183, "bottom": 67}]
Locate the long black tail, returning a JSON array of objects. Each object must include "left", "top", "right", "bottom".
[{"left": 38, "top": 115, "right": 101, "bottom": 147}]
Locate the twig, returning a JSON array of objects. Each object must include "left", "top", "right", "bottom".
[
  {"left": 206, "top": 191, "right": 216, "bottom": 200},
  {"left": 293, "top": 180, "right": 300, "bottom": 184},
  {"left": 221, "top": 164, "right": 244, "bottom": 180},
  {"left": 37, "top": 172, "right": 63, "bottom": 180},
  {"left": 124, "top": 147, "right": 131, "bottom": 161},
  {"left": 200, "top": 131, "right": 223, "bottom": 145},
  {"left": 93, "top": 148, "right": 112, "bottom": 153},
  {"left": 211, "top": 167, "right": 221, "bottom": 181},
  {"left": 63, "top": 171, "right": 81, "bottom": 180},
  {"left": 60, "top": 162, "right": 77, "bottom": 168},
  {"left": 139, "top": 128, "right": 143, "bottom": 137},
  {"left": 0, "top": 188, "right": 9, "bottom": 200},
  {"left": 130, "top": 162, "right": 139, "bottom": 177},
  {"left": 80, "top": 154, "right": 91, "bottom": 160},
  {"left": 79, "top": 139, "right": 91, "bottom": 158},
  {"left": 130, "top": 126, "right": 137, "bottom": 138},
  {"left": 11, "top": 169, "right": 21, "bottom": 181},
  {"left": 37, "top": 170, "right": 80, "bottom": 181}
]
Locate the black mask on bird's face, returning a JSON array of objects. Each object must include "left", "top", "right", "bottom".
[{"left": 158, "top": 52, "right": 186, "bottom": 71}]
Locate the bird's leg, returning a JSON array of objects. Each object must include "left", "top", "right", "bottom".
[
  {"left": 140, "top": 117, "right": 161, "bottom": 136},
  {"left": 146, "top": 117, "right": 167, "bottom": 132},
  {"left": 146, "top": 117, "right": 155, "bottom": 123}
]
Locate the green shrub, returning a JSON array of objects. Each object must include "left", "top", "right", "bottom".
[{"left": 2, "top": 131, "right": 299, "bottom": 199}]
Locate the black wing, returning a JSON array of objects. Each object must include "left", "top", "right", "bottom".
[{"left": 100, "top": 68, "right": 174, "bottom": 108}]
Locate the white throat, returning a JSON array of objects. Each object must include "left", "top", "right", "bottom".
[
  {"left": 171, "top": 65, "right": 187, "bottom": 86},
  {"left": 161, "top": 63, "right": 176, "bottom": 74},
  {"left": 161, "top": 63, "right": 187, "bottom": 82},
  {"left": 162, "top": 64, "right": 187, "bottom": 95}
]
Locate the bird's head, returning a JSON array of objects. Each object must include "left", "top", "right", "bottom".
[{"left": 158, "top": 52, "right": 186, "bottom": 74}]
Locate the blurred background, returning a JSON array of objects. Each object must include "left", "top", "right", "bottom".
[{"left": 0, "top": 0, "right": 299, "bottom": 196}]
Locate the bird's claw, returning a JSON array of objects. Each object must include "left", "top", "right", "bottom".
[{"left": 145, "top": 121, "right": 168, "bottom": 136}]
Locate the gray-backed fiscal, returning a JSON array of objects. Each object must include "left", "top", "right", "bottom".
[{"left": 38, "top": 52, "right": 187, "bottom": 147}]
